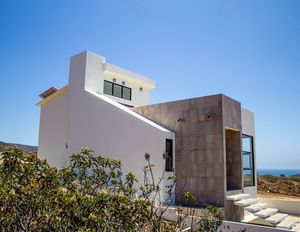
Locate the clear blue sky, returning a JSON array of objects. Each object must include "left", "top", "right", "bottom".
[{"left": 0, "top": 0, "right": 299, "bottom": 169}]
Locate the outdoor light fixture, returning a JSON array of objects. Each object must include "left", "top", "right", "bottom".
[
  {"left": 177, "top": 118, "right": 185, "bottom": 123},
  {"left": 113, "top": 78, "right": 116, "bottom": 82}
]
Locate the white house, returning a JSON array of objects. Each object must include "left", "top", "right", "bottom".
[
  {"left": 37, "top": 51, "right": 300, "bottom": 229},
  {"left": 37, "top": 51, "right": 175, "bottom": 203}
]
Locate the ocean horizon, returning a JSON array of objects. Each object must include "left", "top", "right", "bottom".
[{"left": 257, "top": 169, "right": 300, "bottom": 176}]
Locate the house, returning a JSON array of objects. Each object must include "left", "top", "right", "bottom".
[{"left": 37, "top": 51, "right": 256, "bottom": 221}]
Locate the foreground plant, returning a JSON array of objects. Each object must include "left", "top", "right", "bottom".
[{"left": 0, "top": 147, "right": 223, "bottom": 231}]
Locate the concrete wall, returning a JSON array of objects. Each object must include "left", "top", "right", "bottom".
[
  {"left": 222, "top": 95, "right": 242, "bottom": 193},
  {"left": 220, "top": 221, "right": 291, "bottom": 232},
  {"left": 221, "top": 96, "right": 243, "bottom": 221},
  {"left": 259, "top": 197, "right": 300, "bottom": 215},
  {"left": 134, "top": 95, "right": 227, "bottom": 207},
  {"left": 134, "top": 95, "right": 253, "bottom": 214},
  {"left": 242, "top": 108, "right": 257, "bottom": 198}
]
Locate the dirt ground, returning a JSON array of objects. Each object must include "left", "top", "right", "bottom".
[{"left": 258, "top": 175, "right": 300, "bottom": 199}]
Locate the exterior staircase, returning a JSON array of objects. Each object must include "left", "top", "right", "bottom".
[{"left": 226, "top": 193, "right": 299, "bottom": 230}]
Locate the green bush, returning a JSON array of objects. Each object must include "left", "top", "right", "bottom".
[{"left": 0, "top": 147, "right": 223, "bottom": 231}]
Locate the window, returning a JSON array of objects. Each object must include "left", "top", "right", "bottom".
[
  {"left": 103, "top": 81, "right": 113, "bottom": 95},
  {"left": 114, "top": 84, "right": 122, "bottom": 98},
  {"left": 122, "top": 87, "right": 131, "bottom": 100},
  {"left": 242, "top": 135, "right": 255, "bottom": 187},
  {"left": 103, "top": 80, "right": 132, "bottom": 101},
  {"left": 165, "top": 139, "right": 173, "bottom": 172}
]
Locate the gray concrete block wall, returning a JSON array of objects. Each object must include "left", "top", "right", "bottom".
[
  {"left": 133, "top": 94, "right": 245, "bottom": 208},
  {"left": 134, "top": 95, "right": 224, "bottom": 206}
]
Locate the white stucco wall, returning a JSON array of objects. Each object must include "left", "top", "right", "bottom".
[
  {"left": 259, "top": 197, "right": 300, "bottom": 215},
  {"left": 79, "top": 51, "right": 154, "bottom": 107},
  {"left": 38, "top": 90, "right": 69, "bottom": 167},
  {"left": 67, "top": 89, "right": 175, "bottom": 202},
  {"left": 38, "top": 51, "right": 175, "bottom": 202},
  {"left": 220, "top": 221, "right": 291, "bottom": 232},
  {"left": 241, "top": 108, "right": 257, "bottom": 198},
  {"left": 102, "top": 75, "right": 151, "bottom": 107}
]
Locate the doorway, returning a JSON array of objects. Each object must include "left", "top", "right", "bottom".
[{"left": 226, "top": 129, "right": 242, "bottom": 191}]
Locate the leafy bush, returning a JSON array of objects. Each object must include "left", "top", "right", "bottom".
[{"left": 0, "top": 147, "right": 223, "bottom": 231}]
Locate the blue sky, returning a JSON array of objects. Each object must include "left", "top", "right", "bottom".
[{"left": 0, "top": 0, "right": 299, "bottom": 169}]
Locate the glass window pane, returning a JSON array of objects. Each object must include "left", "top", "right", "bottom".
[
  {"left": 242, "top": 136, "right": 252, "bottom": 152},
  {"left": 243, "top": 169, "right": 254, "bottom": 187},
  {"left": 113, "top": 84, "right": 122, "bottom": 98},
  {"left": 103, "top": 81, "right": 113, "bottom": 95},
  {"left": 122, "top": 87, "right": 131, "bottom": 100},
  {"left": 243, "top": 153, "right": 251, "bottom": 169}
]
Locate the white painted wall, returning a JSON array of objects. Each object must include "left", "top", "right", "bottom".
[
  {"left": 220, "top": 221, "right": 291, "bottom": 232},
  {"left": 80, "top": 51, "right": 154, "bottom": 107},
  {"left": 102, "top": 75, "right": 151, "bottom": 107},
  {"left": 38, "top": 91, "right": 69, "bottom": 167},
  {"left": 259, "top": 197, "right": 300, "bottom": 215},
  {"left": 38, "top": 51, "right": 175, "bottom": 202},
  {"left": 242, "top": 108, "right": 257, "bottom": 198}
]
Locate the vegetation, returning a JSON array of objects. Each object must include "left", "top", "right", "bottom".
[
  {"left": 0, "top": 147, "right": 223, "bottom": 231},
  {"left": 0, "top": 141, "right": 37, "bottom": 152},
  {"left": 258, "top": 174, "right": 300, "bottom": 198}
]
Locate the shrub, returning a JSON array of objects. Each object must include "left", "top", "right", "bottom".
[{"left": 0, "top": 147, "right": 223, "bottom": 231}]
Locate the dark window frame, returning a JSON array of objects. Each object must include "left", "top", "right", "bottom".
[
  {"left": 165, "top": 139, "right": 173, "bottom": 172},
  {"left": 122, "top": 86, "right": 132, "bottom": 101},
  {"left": 242, "top": 134, "right": 255, "bottom": 187},
  {"left": 103, "top": 80, "right": 132, "bottom": 101}
]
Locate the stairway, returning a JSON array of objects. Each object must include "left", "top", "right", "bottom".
[{"left": 226, "top": 193, "right": 299, "bottom": 230}]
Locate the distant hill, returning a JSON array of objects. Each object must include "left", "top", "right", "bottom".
[{"left": 0, "top": 141, "right": 38, "bottom": 152}]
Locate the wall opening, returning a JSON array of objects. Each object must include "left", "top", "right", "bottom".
[{"left": 226, "top": 129, "right": 242, "bottom": 191}]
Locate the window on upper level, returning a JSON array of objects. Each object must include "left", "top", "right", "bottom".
[
  {"left": 242, "top": 135, "right": 255, "bottom": 187},
  {"left": 103, "top": 81, "right": 113, "bottom": 95},
  {"left": 104, "top": 80, "right": 132, "bottom": 101}
]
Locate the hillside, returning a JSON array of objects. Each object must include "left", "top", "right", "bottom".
[
  {"left": 0, "top": 141, "right": 37, "bottom": 152},
  {"left": 258, "top": 175, "right": 300, "bottom": 198}
]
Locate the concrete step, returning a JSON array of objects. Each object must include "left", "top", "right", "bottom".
[
  {"left": 227, "top": 193, "right": 250, "bottom": 201},
  {"left": 292, "top": 222, "right": 300, "bottom": 231},
  {"left": 235, "top": 198, "right": 258, "bottom": 207},
  {"left": 241, "top": 214, "right": 259, "bottom": 223},
  {"left": 245, "top": 203, "right": 268, "bottom": 212},
  {"left": 265, "top": 213, "right": 288, "bottom": 225},
  {"left": 255, "top": 208, "right": 278, "bottom": 218},
  {"left": 276, "top": 219, "right": 298, "bottom": 230}
]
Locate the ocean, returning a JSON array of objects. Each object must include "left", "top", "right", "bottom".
[{"left": 257, "top": 169, "right": 300, "bottom": 176}]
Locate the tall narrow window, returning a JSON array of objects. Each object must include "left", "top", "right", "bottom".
[
  {"left": 242, "top": 135, "right": 255, "bottom": 187},
  {"left": 165, "top": 139, "right": 173, "bottom": 172}
]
